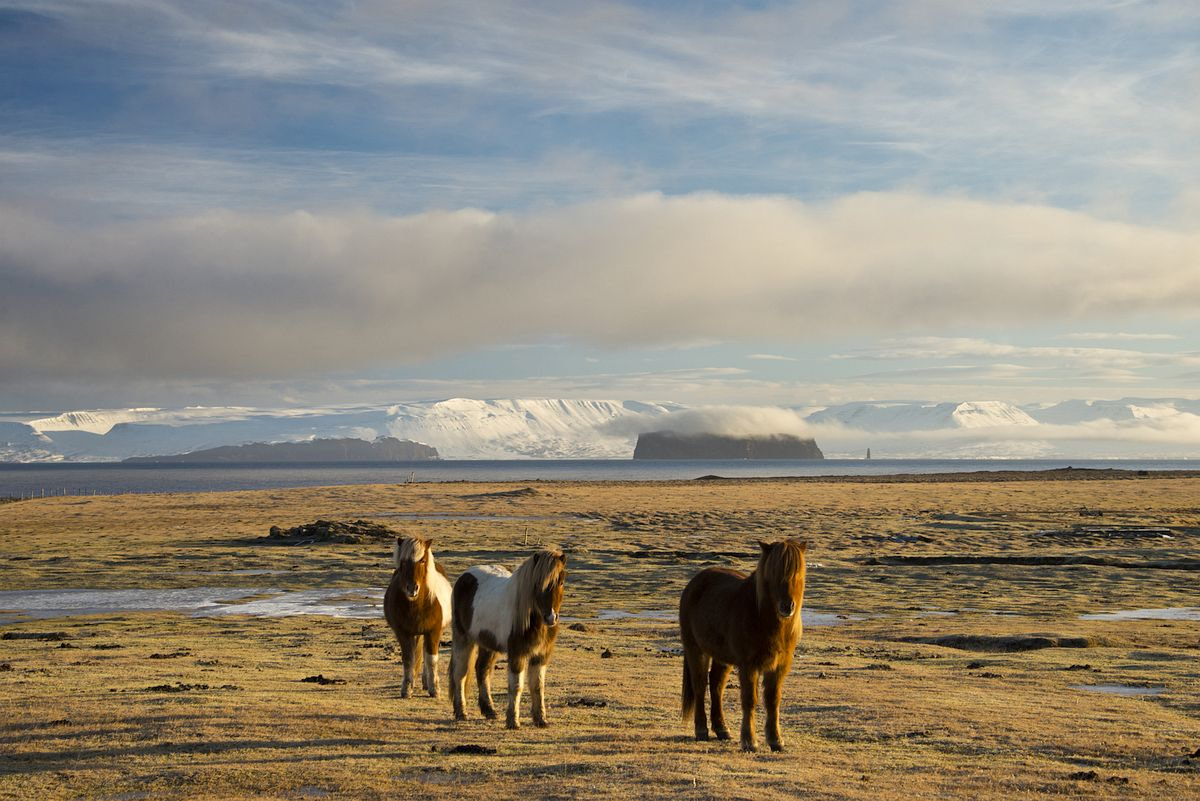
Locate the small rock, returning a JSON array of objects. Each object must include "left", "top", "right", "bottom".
[
  {"left": 600, "top": 649, "right": 613, "bottom": 659},
  {"left": 566, "top": 696, "right": 608, "bottom": 708},
  {"left": 300, "top": 674, "right": 346, "bottom": 686},
  {"left": 568, "top": 622, "right": 589, "bottom": 633},
  {"left": 446, "top": 744, "right": 497, "bottom": 755},
  {"left": 966, "top": 661, "right": 986, "bottom": 669},
  {"left": 1068, "top": 770, "right": 1099, "bottom": 781}
]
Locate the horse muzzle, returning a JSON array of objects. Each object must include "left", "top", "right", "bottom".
[
  {"left": 543, "top": 611, "right": 559, "bottom": 627},
  {"left": 403, "top": 585, "right": 420, "bottom": 600}
]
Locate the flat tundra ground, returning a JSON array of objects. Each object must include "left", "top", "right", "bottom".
[{"left": 1, "top": 475, "right": 1198, "bottom": 800}]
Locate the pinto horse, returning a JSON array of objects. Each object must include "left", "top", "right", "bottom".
[
  {"left": 679, "top": 538, "right": 807, "bottom": 752},
  {"left": 450, "top": 549, "right": 566, "bottom": 729},
  {"left": 383, "top": 536, "right": 453, "bottom": 698}
]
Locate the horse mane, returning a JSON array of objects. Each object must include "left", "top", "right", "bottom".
[
  {"left": 512, "top": 548, "right": 565, "bottom": 634},
  {"left": 394, "top": 536, "right": 434, "bottom": 580},
  {"left": 754, "top": 539, "right": 807, "bottom": 610}
]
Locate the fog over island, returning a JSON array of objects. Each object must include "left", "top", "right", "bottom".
[{"left": 1, "top": 3, "right": 1197, "bottom": 458}]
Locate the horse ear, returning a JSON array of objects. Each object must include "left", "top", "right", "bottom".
[
  {"left": 797, "top": 540, "right": 808, "bottom": 553},
  {"left": 558, "top": 551, "right": 567, "bottom": 565},
  {"left": 758, "top": 540, "right": 771, "bottom": 553}
]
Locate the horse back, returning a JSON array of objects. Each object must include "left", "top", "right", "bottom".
[{"left": 679, "top": 567, "right": 772, "bottom": 668}]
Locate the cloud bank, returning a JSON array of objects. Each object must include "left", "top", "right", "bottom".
[{"left": 2, "top": 191, "right": 1198, "bottom": 382}]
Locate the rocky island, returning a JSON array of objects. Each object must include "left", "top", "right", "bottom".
[
  {"left": 124, "top": 436, "right": 438, "bottom": 463},
  {"left": 632, "top": 431, "right": 823, "bottom": 460}
]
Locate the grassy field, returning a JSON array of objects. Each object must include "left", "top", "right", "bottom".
[{"left": 1, "top": 475, "right": 1198, "bottom": 799}]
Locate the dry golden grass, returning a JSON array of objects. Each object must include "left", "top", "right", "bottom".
[{"left": 1, "top": 476, "right": 1198, "bottom": 799}]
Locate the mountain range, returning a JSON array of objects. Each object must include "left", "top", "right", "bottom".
[{"left": 2, "top": 397, "right": 1199, "bottom": 462}]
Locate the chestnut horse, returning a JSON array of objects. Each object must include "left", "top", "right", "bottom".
[
  {"left": 450, "top": 549, "right": 566, "bottom": 729},
  {"left": 679, "top": 538, "right": 807, "bottom": 752},
  {"left": 383, "top": 536, "right": 453, "bottom": 698}
]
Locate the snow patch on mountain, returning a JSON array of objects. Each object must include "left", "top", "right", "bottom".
[{"left": 2, "top": 397, "right": 1199, "bottom": 462}]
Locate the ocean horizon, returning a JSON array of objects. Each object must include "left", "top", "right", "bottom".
[{"left": 2, "top": 458, "right": 1197, "bottom": 497}]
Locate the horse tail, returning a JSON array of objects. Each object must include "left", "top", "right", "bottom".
[{"left": 681, "top": 658, "right": 695, "bottom": 720}]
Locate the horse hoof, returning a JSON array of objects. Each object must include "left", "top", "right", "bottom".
[
  {"left": 400, "top": 689, "right": 411, "bottom": 699},
  {"left": 533, "top": 718, "right": 549, "bottom": 728},
  {"left": 694, "top": 731, "right": 710, "bottom": 742},
  {"left": 741, "top": 740, "right": 758, "bottom": 753},
  {"left": 428, "top": 689, "right": 440, "bottom": 699},
  {"left": 481, "top": 708, "right": 497, "bottom": 720},
  {"left": 506, "top": 719, "right": 520, "bottom": 730},
  {"left": 768, "top": 741, "right": 784, "bottom": 753},
  {"left": 714, "top": 729, "right": 731, "bottom": 741},
  {"left": 454, "top": 712, "right": 467, "bottom": 721}
]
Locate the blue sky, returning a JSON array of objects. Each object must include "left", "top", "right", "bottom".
[{"left": 1, "top": 0, "right": 1198, "bottom": 411}]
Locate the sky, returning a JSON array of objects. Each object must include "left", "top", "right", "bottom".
[{"left": 1, "top": 0, "right": 1198, "bottom": 412}]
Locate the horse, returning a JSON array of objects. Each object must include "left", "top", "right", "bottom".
[
  {"left": 383, "top": 536, "right": 453, "bottom": 698},
  {"left": 679, "top": 538, "right": 807, "bottom": 752},
  {"left": 449, "top": 548, "right": 567, "bottom": 729}
]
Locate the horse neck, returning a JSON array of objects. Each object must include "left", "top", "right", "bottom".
[{"left": 509, "top": 566, "right": 536, "bottom": 636}]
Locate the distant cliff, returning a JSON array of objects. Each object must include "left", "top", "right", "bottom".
[
  {"left": 124, "top": 436, "right": 439, "bottom": 463},
  {"left": 633, "top": 432, "right": 823, "bottom": 460}
]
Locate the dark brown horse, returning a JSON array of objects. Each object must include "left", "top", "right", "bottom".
[
  {"left": 679, "top": 538, "right": 807, "bottom": 752},
  {"left": 449, "top": 549, "right": 566, "bottom": 729},
  {"left": 383, "top": 536, "right": 453, "bottom": 698}
]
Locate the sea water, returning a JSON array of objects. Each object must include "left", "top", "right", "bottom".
[{"left": 1, "top": 458, "right": 1195, "bottom": 497}]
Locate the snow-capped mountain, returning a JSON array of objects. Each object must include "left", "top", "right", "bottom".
[
  {"left": 2, "top": 397, "right": 1199, "bottom": 462},
  {"left": 805, "top": 399, "right": 1200, "bottom": 459},
  {"left": 1, "top": 399, "right": 684, "bottom": 462},
  {"left": 806, "top": 400, "right": 1037, "bottom": 432}
]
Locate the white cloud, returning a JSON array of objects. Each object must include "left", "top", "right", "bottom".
[
  {"left": 3, "top": 192, "right": 1199, "bottom": 384},
  {"left": 844, "top": 337, "right": 1200, "bottom": 371}
]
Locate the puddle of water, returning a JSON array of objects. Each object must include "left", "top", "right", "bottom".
[
  {"left": 0, "top": 587, "right": 271, "bottom": 625},
  {"left": 1073, "top": 684, "right": 1166, "bottom": 696},
  {"left": 203, "top": 588, "right": 385, "bottom": 619},
  {"left": 0, "top": 586, "right": 387, "bottom": 624},
  {"left": 1080, "top": 607, "right": 1200, "bottom": 621}
]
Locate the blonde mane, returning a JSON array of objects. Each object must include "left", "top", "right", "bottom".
[
  {"left": 754, "top": 539, "right": 807, "bottom": 610},
  {"left": 395, "top": 536, "right": 432, "bottom": 579},
  {"left": 512, "top": 548, "right": 565, "bottom": 634}
]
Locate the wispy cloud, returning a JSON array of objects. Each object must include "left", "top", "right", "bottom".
[{"left": 1063, "top": 332, "right": 1181, "bottom": 342}]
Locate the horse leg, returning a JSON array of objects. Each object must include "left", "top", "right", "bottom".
[
  {"left": 685, "top": 649, "right": 712, "bottom": 741},
  {"left": 475, "top": 649, "right": 499, "bottom": 719},
  {"left": 399, "top": 635, "right": 418, "bottom": 698},
  {"left": 738, "top": 666, "right": 760, "bottom": 752},
  {"left": 422, "top": 627, "right": 441, "bottom": 698},
  {"left": 505, "top": 654, "right": 528, "bottom": 730},
  {"left": 763, "top": 669, "right": 786, "bottom": 752},
  {"left": 450, "top": 639, "right": 476, "bottom": 720},
  {"left": 529, "top": 659, "right": 549, "bottom": 728},
  {"left": 708, "top": 662, "right": 733, "bottom": 740}
]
